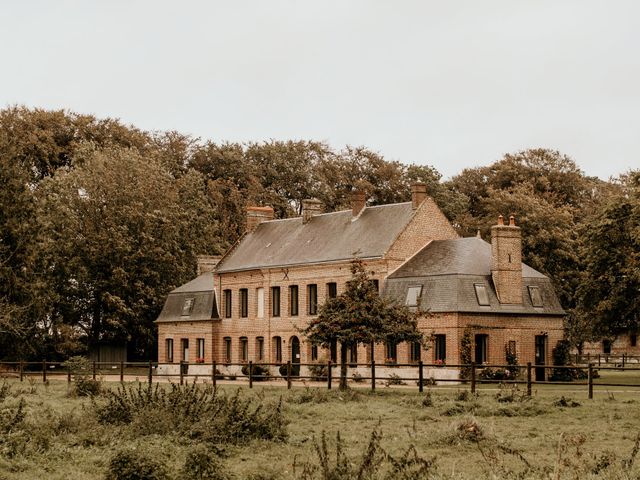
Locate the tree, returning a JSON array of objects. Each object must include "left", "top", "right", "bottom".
[
  {"left": 302, "top": 259, "right": 424, "bottom": 389},
  {"left": 37, "top": 145, "right": 221, "bottom": 358},
  {"left": 577, "top": 171, "right": 640, "bottom": 338}
]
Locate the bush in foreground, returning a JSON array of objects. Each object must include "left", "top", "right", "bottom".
[
  {"left": 94, "top": 382, "right": 287, "bottom": 443},
  {"left": 106, "top": 450, "right": 169, "bottom": 480}
]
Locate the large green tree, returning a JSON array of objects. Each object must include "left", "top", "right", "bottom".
[
  {"left": 37, "top": 145, "right": 221, "bottom": 358},
  {"left": 302, "top": 259, "right": 424, "bottom": 390},
  {"left": 577, "top": 171, "right": 640, "bottom": 339}
]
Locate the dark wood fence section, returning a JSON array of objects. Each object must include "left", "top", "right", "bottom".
[{"left": 1, "top": 360, "right": 639, "bottom": 400}]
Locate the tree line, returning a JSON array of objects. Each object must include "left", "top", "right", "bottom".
[{"left": 0, "top": 106, "right": 637, "bottom": 360}]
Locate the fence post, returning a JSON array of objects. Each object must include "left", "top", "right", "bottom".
[
  {"left": 588, "top": 363, "right": 593, "bottom": 399},
  {"left": 368, "top": 359, "right": 375, "bottom": 391},
  {"left": 287, "top": 361, "right": 292, "bottom": 390},
  {"left": 120, "top": 361, "right": 124, "bottom": 383},
  {"left": 327, "top": 360, "right": 332, "bottom": 390},
  {"left": 148, "top": 360, "right": 153, "bottom": 384},
  {"left": 598, "top": 354, "right": 601, "bottom": 367},
  {"left": 19, "top": 361, "right": 23, "bottom": 382},
  {"left": 418, "top": 361, "right": 424, "bottom": 393},
  {"left": 575, "top": 353, "right": 579, "bottom": 364},
  {"left": 179, "top": 361, "right": 184, "bottom": 385},
  {"left": 67, "top": 363, "right": 72, "bottom": 384},
  {"left": 212, "top": 360, "right": 217, "bottom": 387},
  {"left": 470, "top": 362, "right": 476, "bottom": 394},
  {"left": 42, "top": 359, "right": 47, "bottom": 382},
  {"left": 622, "top": 354, "right": 626, "bottom": 368},
  {"left": 92, "top": 361, "right": 96, "bottom": 380},
  {"left": 526, "top": 362, "right": 532, "bottom": 396},
  {"left": 249, "top": 361, "right": 253, "bottom": 389}
]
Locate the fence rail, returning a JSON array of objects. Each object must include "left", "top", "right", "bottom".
[{"left": 1, "top": 359, "right": 639, "bottom": 399}]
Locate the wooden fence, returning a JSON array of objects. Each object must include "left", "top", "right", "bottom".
[{"left": 1, "top": 360, "right": 639, "bottom": 400}]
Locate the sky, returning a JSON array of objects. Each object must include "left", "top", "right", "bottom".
[{"left": 1, "top": 1, "right": 638, "bottom": 180}]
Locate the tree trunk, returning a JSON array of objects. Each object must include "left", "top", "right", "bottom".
[{"left": 340, "top": 341, "right": 348, "bottom": 390}]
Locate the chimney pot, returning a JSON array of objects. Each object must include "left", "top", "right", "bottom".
[
  {"left": 509, "top": 215, "right": 516, "bottom": 226},
  {"left": 246, "top": 206, "right": 274, "bottom": 233},
  {"left": 350, "top": 190, "right": 366, "bottom": 217},
  {"left": 302, "top": 199, "right": 323, "bottom": 224},
  {"left": 196, "top": 255, "right": 222, "bottom": 275},
  {"left": 411, "top": 182, "right": 428, "bottom": 209},
  {"left": 497, "top": 215, "right": 504, "bottom": 226}
]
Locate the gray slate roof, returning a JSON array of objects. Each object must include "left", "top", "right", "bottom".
[
  {"left": 384, "top": 237, "right": 564, "bottom": 315},
  {"left": 216, "top": 203, "right": 416, "bottom": 273},
  {"left": 156, "top": 272, "right": 219, "bottom": 323}
]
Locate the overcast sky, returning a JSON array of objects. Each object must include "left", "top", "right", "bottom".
[{"left": 1, "top": 1, "right": 638, "bottom": 180}]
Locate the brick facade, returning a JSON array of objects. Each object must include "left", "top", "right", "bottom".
[{"left": 156, "top": 188, "right": 565, "bottom": 377}]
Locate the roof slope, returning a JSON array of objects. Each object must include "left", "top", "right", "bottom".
[
  {"left": 384, "top": 237, "right": 564, "bottom": 315},
  {"left": 216, "top": 203, "right": 416, "bottom": 273},
  {"left": 156, "top": 272, "right": 218, "bottom": 323}
]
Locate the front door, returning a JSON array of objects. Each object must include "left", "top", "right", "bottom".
[
  {"left": 291, "top": 336, "right": 300, "bottom": 376},
  {"left": 534, "top": 335, "right": 547, "bottom": 381}
]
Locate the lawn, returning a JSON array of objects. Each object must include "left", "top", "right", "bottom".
[{"left": 0, "top": 378, "right": 639, "bottom": 479}]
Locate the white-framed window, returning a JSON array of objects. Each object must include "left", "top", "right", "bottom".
[
  {"left": 474, "top": 284, "right": 490, "bottom": 306},
  {"left": 182, "top": 298, "right": 195, "bottom": 316},
  {"left": 405, "top": 285, "right": 422, "bottom": 307},
  {"left": 528, "top": 285, "right": 543, "bottom": 307},
  {"left": 196, "top": 338, "right": 205, "bottom": 360},
  {"left": 256, "top": 287, "right": 265, "bottom": 318},
  {"left": 166, "top": 338, "right": 174, "bottom": 363}
]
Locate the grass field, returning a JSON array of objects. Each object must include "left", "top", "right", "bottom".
[{"left": 0, "top": 378, "right": 639, "bottom": 479}]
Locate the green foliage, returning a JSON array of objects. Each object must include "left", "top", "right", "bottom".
[
  {"left": 478, "top": 367, "right": 514, "bottom": 381},
  {"left": 241, "top": 363, "right": 271, "bottom": 381},
  {"left": 459, "top": 331, "right": 472, "bottom": 380},
  {"left": 62, "top": 355, "right": 102, "bottom": 396},
  {"left": 181, "top": 445, "right": 230, "bottom": 480},
  {"left": 302, "top": 259, "right": 423, "bottom": 389},
  {"left": 549, "top": 340, "right": 589, "bottom": 381},
  {"left": 577, "top": 171, "right": 640, "bottom": 338},
  {"left": 106, "top": 450, "right": 169, "bottom": 480},
  {"left": 94, "top": 382, "right": 287, "bottom": 443},
  {"left": 308, "top": 362, "right": 329, "bottom": 382}
]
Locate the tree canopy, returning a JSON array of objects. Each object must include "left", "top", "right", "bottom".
[
  {"left": 302, "top": 259, "right": 423, "bottom": 389},
  {"left": 0, "top": 106, "right": 635, "bottom": 359}
]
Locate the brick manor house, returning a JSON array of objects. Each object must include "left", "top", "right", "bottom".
[{"left": 156, "top": 184, "right": 564, "bottom": 380}]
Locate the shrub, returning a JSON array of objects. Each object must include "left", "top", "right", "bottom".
[
  {"left": 278, "top": 363, "right": 300, "bottom": 377},
  {"left": 384, "top": 373, "right": 405, "bottom": 386},
  {"left": 241, "top": 364, "right": 271, "bottom": 381},
  {"left": 94, "top": 382, "right": 288, "bottom": 443},
  {"left": 478, "top": 367, "right": 512, "bottom": 381},
  {"left": 549, "top": 340, "right": 593, "bottom": 381},
  {"left": 0, "top": 381, "right": 10, "bottom": 401},
  {"left": 421, "top": 390, "right": 433, "bottom": 407},
  {"left": 62, "top": 356, "right": 102, "bottom": 397},
  {"left": 352, "top": 372, "right": 364, "bottom": 383},
  {"left": 182, "top": 445, "right": 230, "bottom": 480},
  {"left": 106, "top": 450, "right": 169, "bottom": 480},
  {"left": 308, "top": 362, "right": 328, "bottom": 382},
  {"left": 495, "top": 384, "right": 528, "bottom": 403},
  {"left": 295, "top": 429, "right": 438, "bottom": 479}
]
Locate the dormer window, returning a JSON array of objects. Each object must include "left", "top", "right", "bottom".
[
  {"left": 405, "top": 285, "right": 422, "bottom": 307},
  {"left": 528, "top": 286, "right": 543, "bottom": 307},
  {"left": 474, "top": 284, "right": 490, "bottom": 306},
  {"left": 181, "top": 298, "right": 195, "bottom": 316}
]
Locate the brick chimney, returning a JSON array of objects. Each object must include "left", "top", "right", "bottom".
[
  {"left": 246, "top": 206, "right": 274, "bottom": 233},
  {"left": 302, "top": 199, "right": 323, "bottom": 224},
  {"left": 411, "top": 182, "right": 428, "bottom": 209},
  {"left": 491, "top": 215, "right": 523, "bottom": 304},
  {"left": 351, "top": 190, "right": 366, "bottom": 217},
  {"left": 196, "top": 255, "right": 221, "bottom": 275}
]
